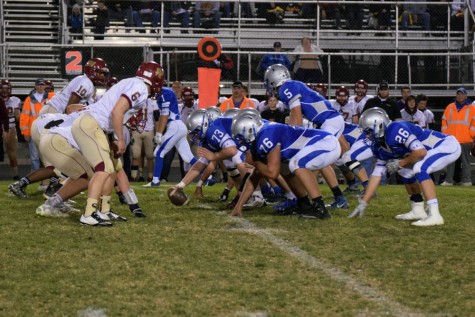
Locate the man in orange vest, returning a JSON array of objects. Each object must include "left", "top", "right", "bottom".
[
  {"left": 441, "top": 87, "right": 475, "bottom": 186},
  {"left": 219, "top": 81, "right": 255, "bottom": 112},
  {"left": 19, "top": 78, "right": 48, "bottom": 171}
]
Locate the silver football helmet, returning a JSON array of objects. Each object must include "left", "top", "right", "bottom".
[
  {"left": 235, "top": 108, "right": 261, "bottom": 120},
  {"left": 223, "top": 108, "right": 240, "bottom": 118},
  {"left": 205, "top": 106, "right": 222, "bottom": 121},
  {"left": 186, "top": 109, "right": 210, "bottom": 141},
  {"left": 359, "top": 107, "right": 391, "bottom": 140},
  {"left": 232, "top": 114, "right": 264, "bottom": 145},
  {"left": 263, "top": 64, "right": 291, "bottom": 94}
]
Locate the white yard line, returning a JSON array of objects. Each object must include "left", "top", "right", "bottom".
[{"left": 233, "top": 218, "right": 425, "bottom": 317}]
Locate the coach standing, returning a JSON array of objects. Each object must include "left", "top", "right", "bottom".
[{"left": 362, "top": 80, "right": 401, "bottom": 121}]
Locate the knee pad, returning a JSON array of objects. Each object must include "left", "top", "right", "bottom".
[
  {"left": 227, "top": 168, "right": 240, "bottom": 178},
  {"left": 345, "top": 160, "right": 362, "bottom": 174}
]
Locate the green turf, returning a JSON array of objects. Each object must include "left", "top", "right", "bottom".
[{"left": 1, "top": 181, "right": 474, "bottom": 317}]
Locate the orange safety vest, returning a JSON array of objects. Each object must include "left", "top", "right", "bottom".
[
  {"left": 441, "top": 103, "right": 475, "bottom": 143},
  {"left": 19, "top": 91, "right": 48, "bottom": 137},
  {"left": 219, "top": 96, "right": 255, "bottom": 112}
]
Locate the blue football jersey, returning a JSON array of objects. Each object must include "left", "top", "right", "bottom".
[
  {"left": 253, "top": 123, "right": 333, "bottom": 161},
  {"left": 373, "top": 121, "right": 449, "bottom": 160},
  {"left": 201, "top": 117, "right": 235, "bottom": 152},
  {"left": 156, "top": 87, "right": 181, "bottom": 122},
  {"left": 343, "top": 123, "right": 365, "bottom": 146},
  {"left": 278, "top": 80, "right": 340, "bottom": 126}
]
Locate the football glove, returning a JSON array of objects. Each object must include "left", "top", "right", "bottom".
[
  {"left": 154, "top": 132, "right": 163, "bottom": 145},
  {"left": 348, "top": 199, "right": 368, "bottom": 219},
  {"left": 386, "top": 159, "right": 401, "bottom": 174}
]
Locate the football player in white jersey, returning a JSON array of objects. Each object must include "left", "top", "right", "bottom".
[
  {"left": 71, "top": 61, "right": 164, "bottom": 226},
  {"left": 1, "top": 79, "right": 21, "bottom": 179},
  {"left": 349, "top": 79, "right": 373, "bottom": 117},
  {"left": 40, "top": 58, "right": 110, "bottom": 115},
  {"left": 330, "top": 85, "right": 359, "bottom": 124}
]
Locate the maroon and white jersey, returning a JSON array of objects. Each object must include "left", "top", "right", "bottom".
[
  {"left": 48, "top": 113, "right": 82, "bottom": 150},
  {"left": 84, "top": 77, "right": 149, "bottom": 133},
  {"left": 330, "top": 99, "right": 358, "bottom": 123},
  {"left": 179, "top": 100, "right": 198, "bottom": 124},
  {"left": 144, "top": 98, "right": 158, "bottom": 132},
  {"left": 400, "top": 109, "right": 426, "bottom": 128},
  {"left": 349, "top": 94, "right": 374, "bottom": 116},
  {"left": 48, "top": 75, "right": 95, "bottom": 113},
  {"left": 5, "top": 96, "right": 21, "bottom": 129}
]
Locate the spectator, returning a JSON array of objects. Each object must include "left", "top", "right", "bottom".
[
  {"left": 258, "top": 42, "right": 292, "bottom": 76},
  {"left": 256, "top": 92, "right": 285, "bottom": 113},
  {"left": 131, "top": 98, "right": 157, "bottom": 182},
  {"left": 1, "top": 80, "right": 21, "bottom": 179},
  {"left": 93, "top": 0, "right": 109, "bottom": 40},
  {"left": 255, "top": 3, "right": 285, "bottom": 25},
  {"left": 19, "top": 79, "right": 48, "bottom": 171},
  {"left": 345, "top": 1, "right": 365, "bottom": 32},
  {"left": 440, "top": 87, "right": 475, "bottom": 186},
  {"left": 416, "top": 94, "right": 435, "bottom": 129},
  {"left": 400, "top": 95, "right": 426, "bottom": 127},
  {"left": 163, "top": 1, "right": 191, "bottom": 34},
  {"left": 450, "top": 0, "right": 474, "bottom": 32},
  {"left": 68, "top": 4, "right": 83, "bottom": 34},
  {"left": 260, "top": 95, "right": 286, "bottom": 123},
  {"left": 219, "top": 81, "right": 255, "bottom": 111},
  {"left": 193, "top": 1, "right": 220, "bottom": 33},
  {"left": 363, "top": 80, "right": 401, "bottom": 121},
  {"left": 106, "top": 1, "right": 143, "bottom": 33},
  {"left": 368, "top": 2, "right": 392, "bottom": 32},
  {"left": 396, "top": 86, "right": 411, "bottom": 110},
  {"left": 400, "top": 0, "right": 430, "bottom": 34},
  {"left": 350, "top": 79, "right": 373, "bottom": 117},
  {"left": 291, "top": 37, "right": 324, "bottom": 83},
  {"left": 134, "top": 0, "right": 161, "bottom": 33}
]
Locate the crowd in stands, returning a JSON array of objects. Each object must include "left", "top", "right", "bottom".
[{"left": 62, "top": 1, "right": 475, "bottom": 37}]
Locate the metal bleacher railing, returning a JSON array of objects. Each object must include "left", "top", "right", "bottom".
[{"left": 1, "top": 0, "right": 475, "bottom": 97}]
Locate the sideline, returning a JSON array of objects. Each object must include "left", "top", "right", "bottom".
[{"left": 232, "top": 217, "right": 425, "bottom": 317}]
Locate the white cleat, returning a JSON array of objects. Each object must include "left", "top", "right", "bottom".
[
  {"left": 411, "top": 204, "right": 444, "bottom": 226},
  {"left": 395, "top": 201, "right": 427, "bottom": 220},
  {"left": 36, "top": 204, "right": 69, "bottom": 217},
  {"left": 80, "top": 211, "right": 112, "bottom": 227},
  {"left": 411, "top": 215, "right": 444, "bottom": 226},
  {"left": 243, "top": 195, "right": 267, "bottom": 210}
]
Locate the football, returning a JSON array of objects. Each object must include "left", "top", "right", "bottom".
[{"left": 167, "top": 187, "right": 190, "bottom": 206}]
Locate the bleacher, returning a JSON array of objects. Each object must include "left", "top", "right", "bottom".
[{"left": 0, "top": 0, "right": 472, "bottom": 96}]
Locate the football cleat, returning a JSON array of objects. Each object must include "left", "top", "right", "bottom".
[
  {"left": 343, "top": 185, "right": 362, "bottom": 195},
  {"left": 243, "top": 195, "right": 267, "bottom": 210},
  {"left": 80, "top": 211, "right": 113, "bottom": 227},
  {"left": 325, "top": 195, "right": 349, "bottom": 209},
  {"left": 143, "top": 182, "right": 160, "bottom": 187},
  {"left": 36, "top": 204, "right": 69, "bottom": 217},
  {"left": 131, "top": 207, "right": 146, "bottom": 218},
  {"left": 8, "top": 182, "right": 28, "bottom": 199},
  {"left": 273, "top": 198, "right": 297, "bottom": 212},
  {"left": 274, "top": 204, "right": 299, "bottom": 216},
  {"left": 116, "top": 191, "right": 127, "bottom": 205},
  {"left": 102, "top": 210, "right": 127, "bottom": 221},
  {"left": 300, "top": 203, "right": 331, "bottom": 219},
  {"left": 395, "top": 202, "right": 426, "bottom": 220},
  {"left": 56, "top": 203, "right": 80, "bottom": 213}
]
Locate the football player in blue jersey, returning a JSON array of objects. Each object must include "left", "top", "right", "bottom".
[
  {"left": 146, "top": 85, "right": 198, "bottom": 187},
  {"left": 335, "top": 123, "right": 373, "bottom": 194},
  {"left": 230, "top": 114, "right": 342, "bottom": 219},
  {"left": 264, "top": 63, "right": 349, "bottom": 209},
  {"left": 349, "top": 107, "right": 461, "bottom": 226},
  {"left": 169, "top": 109, "right": 252, "bottom": 203}
]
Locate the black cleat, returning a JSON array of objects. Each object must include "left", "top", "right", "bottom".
[
  {"left": 300, "top": 203, "right": 332, "bottom": 220},
  {"left": 104, "top": 210, "right": 127, "bottom": 221},
  {"left": 131, "top": 207, "right": 146, "bottom": 218},
  {"left": 43, "top": 180, "right": 63, "bottom": 199}
]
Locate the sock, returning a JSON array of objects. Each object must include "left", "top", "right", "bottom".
[
  {"left": 410, "top": 194, "right": 424, "bottom": 203},
  {"left": 297, "top": 195, "right": 311, "bottom": 207},
  {"left": 426, "top": 198, "right": 438, "bottom": 206},
  {"left": 19, "top": 177, "right": 30, "bottom": 187},
  {"left": 362, "top": 180, "right": 369, "bottom": 188},
  {"left": 46, "top": 193, "right": 64, "bottom": 208},
  {"left": 311, "top": 196, "right": 324, "bottom": 207},
  {"left": 347, "top": 179, "right": 357, "bottom": 187},
  {"left": 101, "top": 195, "right": 111, "bottom": 213},
  {"left": 131, "top": 165, "right": 139, "bottom": 179},
  {"left": 272, "top": 186, "right": 283, "bottom": 195},
  {"left": 129, "top": 203, "right": 140, "bottom": 212},
  {"left": 85, "top": 198, "right": 99, "bottom": 217},
  {"left": 331, "top": 186, "right": 343, "bottom": 198},
  {"left": 285, "top": 191, "right": 297, "bottom": 200},
  {"left": 12, "top": 166, "right": 18, "bottom": 178}
]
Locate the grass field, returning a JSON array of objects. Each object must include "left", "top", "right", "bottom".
[{"left": 1, "top": 180, "right": 474, "bottom": 317}]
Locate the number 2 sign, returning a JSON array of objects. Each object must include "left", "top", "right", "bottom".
[{"left": 64, "top": 50, "right": 83, "bottom": 76}]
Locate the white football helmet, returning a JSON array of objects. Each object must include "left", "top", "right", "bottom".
[
  {"left": 359, "top": 107, "right": 391, "bottom": 140},
  {"left": 223, "top": 108, "right": 240, "bottom": 118},
  {"left": 231, "top": 114, "right": 264, "bottom": 145},
  {"left": 205, "top": 106, "right": 222, "bottom": 121},
  {"left": 263, "top": 64, "right": 291, "bottom": 95},
  {"left": 186, "top": 109, "right": 210, "bottom": 141}
]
